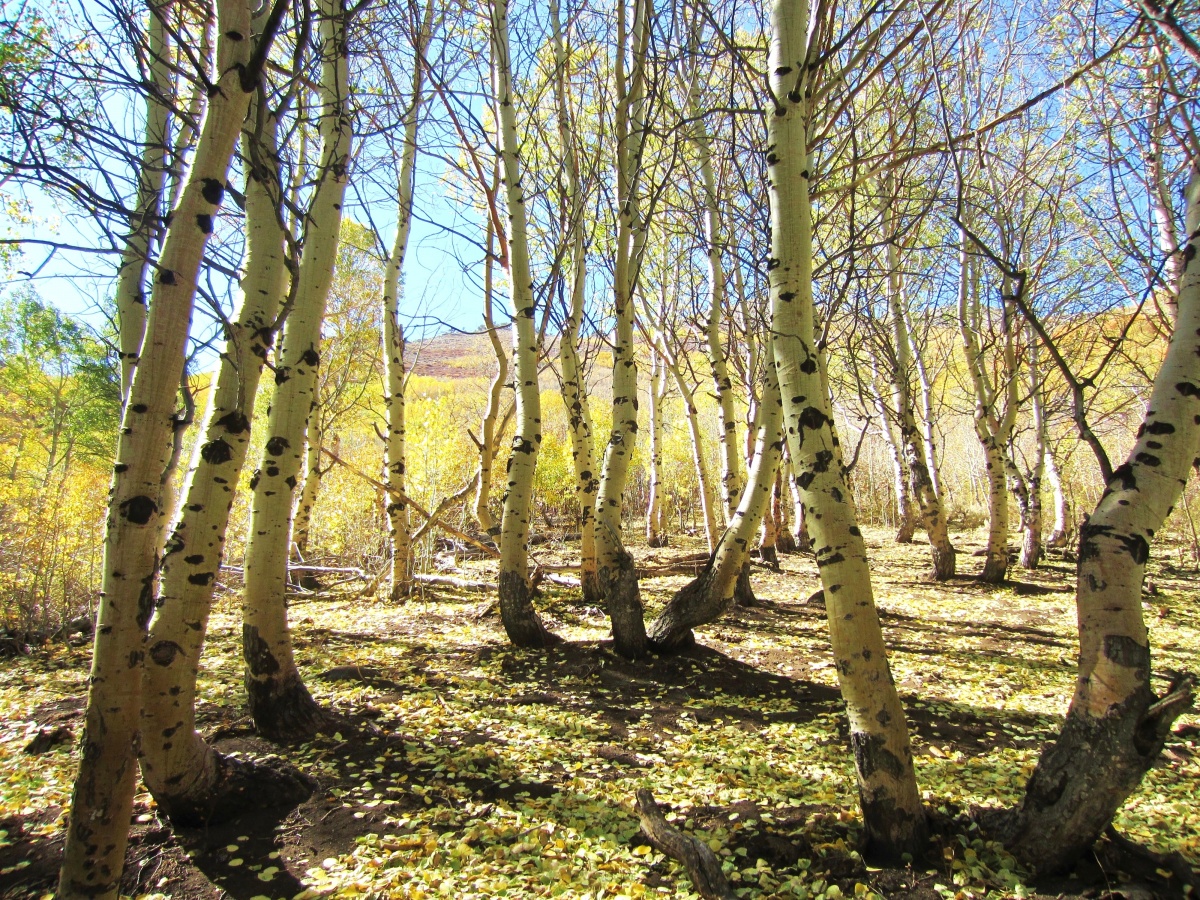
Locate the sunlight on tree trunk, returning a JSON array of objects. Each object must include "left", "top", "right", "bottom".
[
  {"left": 57, "top": 2, "right": 256, "bottom": 894},
  {"left": 241, "top": 0, "right": 350, "bottom": 742},
  {"left": 1002, "top": 169, "right": 1200, "bottom": 875}
]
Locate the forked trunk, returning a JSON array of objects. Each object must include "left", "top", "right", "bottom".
[
  {"left": 57, "top": 3, "right": 256, "bottom": 894},
  {"left": 1001, "top": 170, "right": 1200, "bottom": 875},
  {"left": 240, "top": 0, "right": 351, "bottom": 742},
  {"left": 766, "top": 0, "right": 925, "bottom": 859},
  {"left": 142, "top": 89, "right": 302, "bottom": 823}
]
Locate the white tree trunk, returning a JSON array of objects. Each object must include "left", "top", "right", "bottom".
[
  {"left": 645, "top": 349, "right": 668, "bottom": 548},
  {"left": 766, "top": 0, "right": 924, "bottom": 859},
  {"left": 140, "top": 89, "right": 295, "bottom": 824},
  {"left": 473, "top": 215, "right": 506, "bottom": 537},
  {"left": 492, "top": 0, "right": 553, "bottom": 647},
  {"left": 57, "top": 3, "right": 254, "bottom": 895},
  {"left": 240, "top": 0, "right": 351, "bottom": 741},
  {"left": 1005, "top": 169, "right": 1200, "bottom": 875}
]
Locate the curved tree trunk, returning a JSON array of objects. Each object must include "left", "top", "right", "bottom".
[
  {"left": 1003, "top": 170, "right": 1200, "bottom": 875},
  {"left": 291, "top": 423, "right": 331, "bottom": 559},
  {"left": 57, "top": 4, "right": 256, "bottom": 895},
  {"left": 141, "top": 87, "right": 296, "bottom": 825},
  {"left": 659, "top": 336, "right": 720, "bottom": 552},
  {"left": 766, "top": 0, "right": 925, "bottom": 860},
  {"left": 241, "top": 0, "right": 351, "bottom": 742},
  {"left": 1020, "top": 329, "right": 1046, "bottom": 569},
  {"left": 648, "top": 359, "right": 783, "bottom": 649},
  {"left": 492, "top": 0, "right": 554, "bottom": 648}
]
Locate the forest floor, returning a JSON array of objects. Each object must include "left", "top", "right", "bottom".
[{"left": 1, "top": 526, "right": 1198, "bottom": 900}]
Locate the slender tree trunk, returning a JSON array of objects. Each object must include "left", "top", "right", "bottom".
[
  {"left": 767, "top": 0, "right": 924, "bottom": 859},
  {"left": 1020, "top": 329, "right": 1046, "bottom": 568},
  {"left": 869, "top": 350, "right": 915, "bottom": 543},
  {"left": 648, "top": 358, "right": 783, "bottom": 648},
  {"left": 660, "top": 338, "right": 719, "bottom": 551},
  {"left": 141, "top": 88, "right": 299, "bottom": 825},
  {"left": 57, "top": 3, "right": 256, "bottom": 894},
  {"left": 550, "top": 0, "right": 600, "bottom": 601},
  {"left": 1045, "top": 445, "right": 1069, "bottom": 547},
  {"left": 241, "top": 0, "right": 350, "bottom": 742},
  {"left": 492, "top": 0, "right": 553, "bottom": 648},
  {"left": 645, "top": 350, "right": 668, "bottom": 548},
  {"left": 1002, "top": 170, "right": 1200, "bottom": 875},
  {"left": 907, "top": 306, "right": 943, "bottom": 502},
  {"left": 773, "top": 469, "right": 796, "bottom": 552},
  {"left": 292, "top": 426, "right": 333, "bottom": 559},
  {"left": 785, "top": 453, "right": 812, "bottom": 552},
  {"left": 473, "top": 214, "right": 506, "bottom": 538},
  {"left": 958, "top": 244, "right": 1017, "bottom": 583},
  {"left": 594, "top": 0, "right": 652, "bottom": 660},
  {"left": 383, "top": 7, "right": 430, "bottom": 601},
  {"left": 881, "top": 177, "right": 952, "bottom": 574},
  {"left": 115, "top": 0, "right": 172, "bottom": 401}
]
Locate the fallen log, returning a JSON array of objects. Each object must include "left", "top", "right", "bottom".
[
  {"left": 413, "top": 573, "right": 493, "bottom": 591},
  {"left": 635, "top": 789, "right": 734, "bottom": 900}
]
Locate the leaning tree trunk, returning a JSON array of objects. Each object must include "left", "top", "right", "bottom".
[
  {"left": 773, "top": 469, "right": 797, "bottom": 552},
  {"left": 1002, "top": 169, "right": 1200, "bottom": 875},
  {"left": 766, "top": 0, "right": 925, "bottom": 860},
  {"left": 868, "top": 348, "right": 915, "bottom": 544},
  {"left": 551, "top": 0, "right": 600, "bottom": 601},
  {"left": 140, "top": 87, "right": 299, "bottom": 825},
  {"left": 492, "top": 0, "right": 554, "bottom": 647},
  {"left": 907, "top": 306, "right": 943, "bottom": 502},
  {"left": 114, "top": 0, "right": 172, "bottom": 402},
  {"left": 382, "top": 8, "right": 430, "bottom": 601},
  {"left": 240, "top": 0, "right": 350, "bottom": 742},
  {"left": 57, "top": 3, "right": 257, "bottom": 895},
  {"left": 660, "top": 337, "right": 720, "bottom": 551},
  {"left": 593, "top": 0, "right": 652, "bottom": 660},
  {"left": 648, "top": 358, "right": 783, "bottom": 649}
]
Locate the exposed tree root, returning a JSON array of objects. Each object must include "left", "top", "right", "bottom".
[
  {"left": 156, "top": 751, "right": 315, "bottom": 828},
  {"left": 635, "top": 789, "right": 735, "bottom": 900}
]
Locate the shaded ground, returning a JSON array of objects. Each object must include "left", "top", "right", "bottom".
[{"left": 0, "top": 527, "right": 1197, "bottom": 899}]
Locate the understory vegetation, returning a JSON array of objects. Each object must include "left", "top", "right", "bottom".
[{"left": 3, "top": 529, "right": 1198, "bottom": 899}]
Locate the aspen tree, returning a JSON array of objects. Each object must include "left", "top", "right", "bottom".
[
  {"left": 57, "top": 0, "right": 273, "bottom": 891},
  {"left": 114, "top": 0, "right": 171, "bottom": 400},
  {"left": 141, "top": 82, "right": 303, "bottom": 823},
  {"left": 551, "top": 0, "right": 601, "bottom": 600},
  {"left": 866, "top": 347, "right": 915, "bottom": 544},
  {"left": 241, "top": 0, "right": 351, "bottom": 740},
  {"left": 645, "top": 338, "right": 668, "bottom": 547},
  {"left": 956, "top": 241, "right": 1019, "bottom": 583},
  {"left": 881, "top": 182, "right": 955, "bottom": 577},
  {"left": 1044, "top": 446, "right": 1069, "bottom": 547},
  {"left": 1003, "top": 169, "right": 1199, "bottom": 874},
  {"left": 1018, "top": 326, "right": 1046, "bottom": 568},
  {"left": 681, "top": 15, "right": 742, "bottom": 523},
  {"left": 492, "top": 0, "right": 554, "bottom": 647},
  {"left": 766, "top": 0, "right": 926, "bottom": 859},
  {"left": 292, "top": 425, "right": 333, "bottom": 558},
  {"left": 593, "top": 0, "right": 653, "bottom": 659},
  {"left": 382, "top": 1, "right": 431, "bottom": 601},
  {"left": 472, "top": 207, "right": 507, "bottom": 537}
]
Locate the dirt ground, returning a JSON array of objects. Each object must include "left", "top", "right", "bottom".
[{"left": 1, "top": 527, "right": 1197, "bottom": 899}]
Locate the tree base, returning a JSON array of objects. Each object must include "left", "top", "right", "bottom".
[
  {"left": 926, "top": 540, "right": 956, "bottom": 581},
  {"left": 601, "top": 549, "right": 647, "bottom": 659},
  {"left": 498, "top": 570, "right": 557, "bottom": 648},
  {"left": 895, "top": 520, "right": 916, "bottom": 544},
  {"left": 246, "top": 672, "right": 330, "bottom": 744},
  {"left": 733, "top": 564, "right": 757, "bottom": 608},
  {"left": 156, "top": 749, "right": 315, "bottom": 827},
  {"left": 758, "top": 544, "right": 780, "bottom": 570},
  {"left": 775, "top": 530, "right": 797, "bottom": 554},
  {"left": 1000, "top": 673, "right": 1194, "bottom": 875},
  {"left": 977, "top": 551, "right": 1007, "bottom": 584},
  {"left": 646, "top": 532, "right": 669, "bottom": 548}
]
